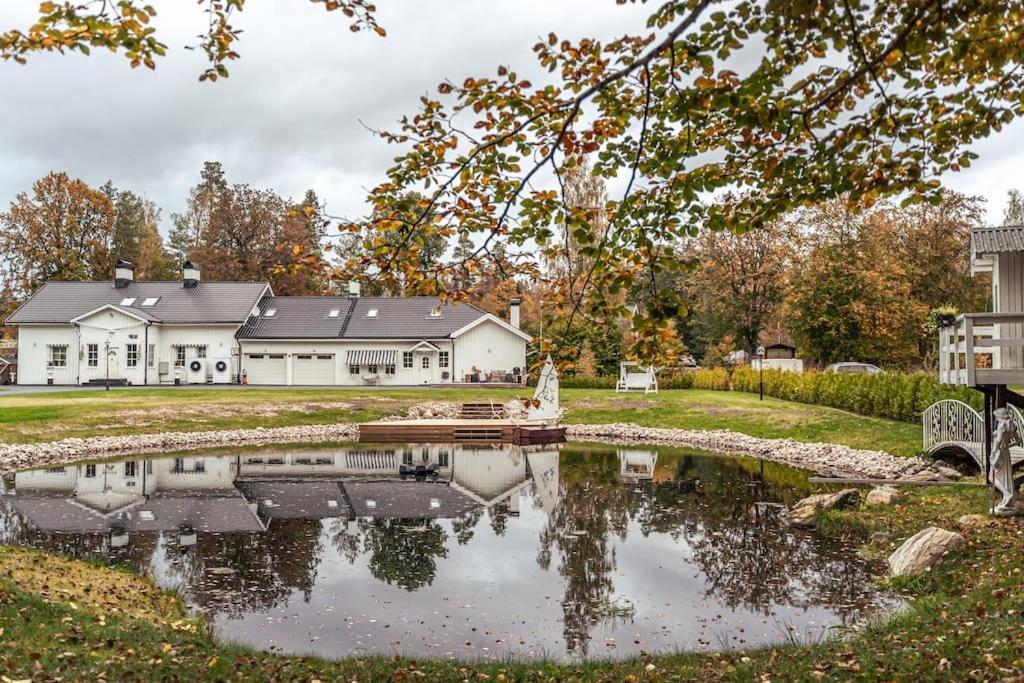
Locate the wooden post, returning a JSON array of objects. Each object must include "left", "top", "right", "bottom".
[
  {"left": 983, "top": 387, "right": 993, "bottom": 485},
  {"left": 965, "top": 316, "right": 975, "bottom": 387}
]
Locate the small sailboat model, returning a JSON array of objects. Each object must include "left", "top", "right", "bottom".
[{"left": 517, "top": 356, "right": 566, "bottom": 444}]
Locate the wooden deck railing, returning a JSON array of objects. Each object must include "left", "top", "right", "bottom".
[{"left": 939, "top": 312, "right": 1024, "bottom": 386}]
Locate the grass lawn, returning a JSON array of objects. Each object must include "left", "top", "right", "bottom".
[
  {"left": 2, "top": 486, "right": 1021, "bottom": 681},
  {"left": 0, "top": 387, "right": 923, "bottom": 456}
]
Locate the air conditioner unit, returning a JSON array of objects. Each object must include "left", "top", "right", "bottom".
[
  {"left": 187, "top": 358, "right": 206, "bottom": 384},
  {"left": 211, "top": 358, "right": 232, "bottom": 384}
]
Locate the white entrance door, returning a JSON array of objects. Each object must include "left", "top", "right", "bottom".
[
  {"left": 245, "top": 354, "right": 287, "bottom": 385},
  {"left": 417, "top": 353, "right": 433, "bottom": 385},
  {"left": 293, "top": 354, "right": 335, "bottom": 385},
  {"left": 105, "top": 346, "right": 122, "bottom": 379}
]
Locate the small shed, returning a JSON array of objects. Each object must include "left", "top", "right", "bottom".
[
  {"left": 0, "top": 355, "right": 16, "bottom": 385},
  {"left": 764, "top": 343, "right": 797, "bottom": 360}
]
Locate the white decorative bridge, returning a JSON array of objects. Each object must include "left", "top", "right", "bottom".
[{"left": 922, "top": 399, "right": 1024, "bottom": 468}]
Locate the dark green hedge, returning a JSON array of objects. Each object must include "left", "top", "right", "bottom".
[
  {"left": 552, "top": 367, "right": 978, "bottom": 424},
  {"left": 731, "top": 367, "right": 982, "bottom": 422}
]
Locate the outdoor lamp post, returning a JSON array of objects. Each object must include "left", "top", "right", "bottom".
[
  {"left": 104, "top": 340, "right": 111, "bottom": 391},
  {"left": 756, "top": 346, "right": 766, "bottom": 401}
]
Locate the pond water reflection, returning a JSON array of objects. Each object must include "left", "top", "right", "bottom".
[{"left": 0, "top": 443, "right": 893, "bottom": 661}]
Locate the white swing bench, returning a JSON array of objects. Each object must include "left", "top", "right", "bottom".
[{"left": 615, "top": 362, "right": 659, "bottom": 394}]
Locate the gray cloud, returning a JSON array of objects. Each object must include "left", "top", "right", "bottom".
[{"left": 0, "top": 1, "right": 1018, "bottom": 233}]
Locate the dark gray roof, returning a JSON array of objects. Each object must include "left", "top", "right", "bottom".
[
  {"left": 972, "top": 226, "right": 1024, "bottom": 255},
  {"left": 113, "top": 495, "right": 265, "bottom": 533},
  {"left": 237, "top": 296, "right": 353, "bottom": 339},
  {"left": 7, "top": 281, "right": 269, "bottom": 325},
  {"left": 2, "top": 495, "right": 109, "bottom": 533},
  {"left": 237, "top": 296, "right": 488, "bottom": 340},
  {"left": 346, "top": 481, "right": 479, "bottom": 519},
  {"left": 3, "top": 493, "right": 265, "bottom": 533},
  {"left": 237, "top": 480, "right": 352, "bottom": 519}
]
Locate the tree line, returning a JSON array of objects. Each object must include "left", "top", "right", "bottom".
[
  {"left": 0, "top": 159, "right": 1005, "bottom": 372},
  {"left": 0, "top": 163, "right": 332, "bottom": 323}
]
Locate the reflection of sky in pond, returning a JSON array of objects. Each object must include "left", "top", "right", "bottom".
[{"left": 0, "top": 443, "right": 896, "bottom": 661}]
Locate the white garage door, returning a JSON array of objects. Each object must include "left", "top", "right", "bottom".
[
  {"left": 293, "top": 354, "right": 335, "bottom": 385},
  {"left": 245, "top": 354, "right": 286, "bottom": 385}
]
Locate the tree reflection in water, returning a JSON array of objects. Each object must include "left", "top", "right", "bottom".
[{"left": 0, "top": 445, "right": 890, "bottom": 661}]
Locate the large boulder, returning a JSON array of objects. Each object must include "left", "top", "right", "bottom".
[
  {"left": 887, "top": 527, "right": 966, "bottom": 576},
  {"left": 864, "top": 485, "right": 901, "bottom": 507},
  {"left": 786, "top": 488, "right": 861, "bottom": 528}
]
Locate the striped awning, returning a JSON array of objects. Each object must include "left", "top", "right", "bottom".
[{"left": 346, "top": 349, "right": 397, "bottom": 365}]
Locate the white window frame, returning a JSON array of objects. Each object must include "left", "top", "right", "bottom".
[
  {"left": 141, "top": 297, "right": 159, "bottom": 307},
  {"left": 196, "top": 345, "right": 207, "bottom": 359},
  {"left": 349, "top": 364, "right": 360, "bottom": 375},
  {"left": 385, "top": 363, "right": 396, "bottom": 375},
  {"left": 126, "top": 343, "right": 139, "bottom": 368},
  {"left": 174, "top": 346, "right": 186, "bottom": 367},
  {"left": 439, "top": 351, "right": 449, "bottom": 368},
  {"left": 120, "top": 297, "right": 136, "bottom": 306},
  {"left": 147, "top": 344, "right": 155, "bottom": 367},
  {"left": 87, "top": 344, "right": 99, "bottom": 368},
  {"left": 421, "top": 356, "right": 430, "bottom": 369},
  {"left": 403, "top": 351, "right": 413, "bottom": 369},
  {"left": 49, "top": 345, "right": 67, "bottom": 367}
]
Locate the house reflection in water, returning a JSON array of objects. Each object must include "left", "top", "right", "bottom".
[
  {"left": 0, "top": 443, "right": 895, "bottom": 663},
  {"left": 0, "top": 443, "right": 563, "bottom": 549}
]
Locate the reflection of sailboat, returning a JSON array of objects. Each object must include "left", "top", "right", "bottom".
[
  {"left": 617, "top": 449, "right": 658, "bottom": 483},
  {"left": 525, "top": 447, "right": 561, "bottom": 515}
]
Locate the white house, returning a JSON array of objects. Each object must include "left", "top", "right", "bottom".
[
  {"left": 6, "top": 260, "right": 530, "bottom": 386},
  {"left": 236, "top": 287, "right": 530, "bottom": 386}
]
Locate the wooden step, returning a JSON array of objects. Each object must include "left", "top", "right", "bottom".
[{"left": 459, "top": 402, "right": 508, "bottom": 420}]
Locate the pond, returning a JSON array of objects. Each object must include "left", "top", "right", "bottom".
[{"left": 0, "top": 443, "right": 895, "bottom": 661}]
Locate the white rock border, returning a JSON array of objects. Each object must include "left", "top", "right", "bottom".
[
  {"left": 564, "top": 423, "right": 930, "bottom": 479},
  {"left": 0, "top": 424, "right": 359, "bottom": 475},
  {"left": 0, "top": 419, "right": 935, "bottom": 480}
]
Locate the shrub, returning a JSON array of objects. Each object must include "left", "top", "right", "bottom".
[
  {"left": 731, "top": 367, "right": 982, "bottom": 422},
  {"left": 690, "top": 367, "right": 730, "bottom": 391}
]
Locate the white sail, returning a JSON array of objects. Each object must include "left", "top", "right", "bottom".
[{"left": 526, "top": 355, "right": 560, "bottom": 423}]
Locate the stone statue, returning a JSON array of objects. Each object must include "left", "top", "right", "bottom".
[{"left": 990, "top": 407, "right": 1022, "bottom": 516}]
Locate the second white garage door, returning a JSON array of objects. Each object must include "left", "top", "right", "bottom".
[
  {"left": 245, "top": 354, "right": 286, "bottom": 385},
  {"left": 293, "top": 354, "right": 335, "bottom": 385}
]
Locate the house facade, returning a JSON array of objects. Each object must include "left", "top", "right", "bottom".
[
  {"left": 236, "top": 291, "right": 530, "bottom": 386},
  {"left": 6, "top": 261, "right": 530, "bottom": 387}
]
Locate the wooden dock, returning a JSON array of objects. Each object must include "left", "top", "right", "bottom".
[{"left": 358, "top": 419, "right": 565, "bottom": 445}]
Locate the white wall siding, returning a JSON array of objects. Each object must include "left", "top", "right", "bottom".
[
  {"left": 238, "top": 339, "right": 457, "bottom": 386},
  {"left": 75, "top": 308, "right": 154, "bottom": 386},
  {"left": 453, "top": 320, "right": 527, "bottom": 383},
  {"left": 157, "top": 325, "right": 240, "bottom": 384},
  {"left": 16, "top": 325, "right": 79, "bottom": 385}
]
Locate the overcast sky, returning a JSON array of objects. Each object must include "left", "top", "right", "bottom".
[{"left": 2, "top": 1, "right": 1023, "bottom": 236}]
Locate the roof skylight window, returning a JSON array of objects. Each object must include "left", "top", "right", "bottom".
[
  {"left": 366, "top": 499, "right": 377, "bottom": 509},
  {"left": 430, "top": 498, "right": 441, "bottom": 509},
  {"left": 141, "top": 297, "right": 159, "bottom": 307},
  {"left": 264, "top": 308, "right": 277, "bottom": 317},
  {"left": 429, "top": 308, "right": 442, "bottom": 318},
  {"left": 138, "top": 510, "right": 155, "bottom": 521},
  {"left": 328, "top": 309, "right": 341, "bottom": 318},
  {"left": 120, "top": 297, "right": 136, "bottom": 306},
  {"left": 366, "top": 308, "right": 378, "bottom": 318}
]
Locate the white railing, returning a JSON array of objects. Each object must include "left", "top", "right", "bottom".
[
  {"left": 937, "top": 312, "right": 1024, "bottom": 386},
  {"left": 922, "top": 399, "right": 983, "bottom": 455},
  {"left": 922, "top": 399, "right": 1024, "bottom": 468}
]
